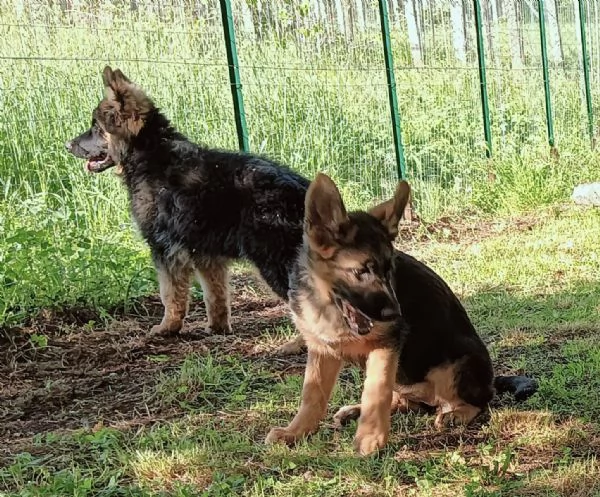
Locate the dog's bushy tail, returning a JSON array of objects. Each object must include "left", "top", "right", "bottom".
[{"left": 494, "top": 375, "right": 538, "bottom": 401}]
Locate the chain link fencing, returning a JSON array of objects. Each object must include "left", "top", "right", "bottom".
[{"left": 0, "top": 0, "right": 598, "bottom": 324}]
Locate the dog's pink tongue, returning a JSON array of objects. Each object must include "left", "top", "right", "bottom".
[{"left": 342, "top": 300, "right": 371, "bottom": 334}]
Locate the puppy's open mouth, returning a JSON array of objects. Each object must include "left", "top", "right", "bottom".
[
  {"left": 332, "top": 291, "right": 402, "bottom": 336},
  {"left": 334, "top": 296, "right": 374, "bottom": 335},
  {"left": 86, "top": 154, "right": 115, "bottom": 173}
]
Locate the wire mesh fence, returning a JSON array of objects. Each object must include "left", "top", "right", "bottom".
[{"left": 0, "top": 0, "right": 599, "bottom": 324}]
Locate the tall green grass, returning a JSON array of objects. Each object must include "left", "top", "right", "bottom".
[{"left": 0, "top": 1, "right": 598, "bottom": 325}]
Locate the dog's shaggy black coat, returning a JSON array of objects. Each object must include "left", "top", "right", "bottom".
[
  {"left": 390, "top": 250, "right": 536, "bottom": 403},
  {"left": 66, "top": 66, "right": 309, "bottom": 334}
]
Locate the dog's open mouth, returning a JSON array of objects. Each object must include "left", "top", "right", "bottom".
[
  {"left": 332, "top": 291, "right": 402, "bottom": 336},
  {"left": 86, "top": 154, "right": 115, "bottom": 173},
  {"left": 335, "top": 296, "right": 374, "bottom": 335}
]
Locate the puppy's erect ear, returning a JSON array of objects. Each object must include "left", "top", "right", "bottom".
[
  {"left": 100, "top": 66, "right": 153, "bottom": 131},
  {"left": 304, "top": 173, "right": 349, "bottom": 259},
  {"left": 102, "top": 66, "right": 114, "bottom": 88},
  {"left": 102, "top": 66, "right": 132, "bottom": 91},
  {"left": 112, "top": 69, "right": 132, "bottom": 84},
  {"left": 368, "top": 180, "right": 411, "bottom": 240}
]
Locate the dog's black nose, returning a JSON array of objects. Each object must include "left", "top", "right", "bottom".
[{"left": 64, "top": 140, "right": 72, "bottom": 151}]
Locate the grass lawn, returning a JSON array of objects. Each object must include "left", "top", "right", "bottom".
[{"left": 1, "top": 203, "right": 599, "bottom": 496}]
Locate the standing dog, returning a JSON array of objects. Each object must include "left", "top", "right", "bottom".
[
  {"left": 66, "top": 66, "right": 310, "bottom": 336},
  {"left": 266, "top": 174, "right": 537, "bottom": 455}
]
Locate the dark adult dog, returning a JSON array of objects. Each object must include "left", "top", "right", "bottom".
[
  {"left": 66, "top": 66, "right": 310, "bottom": 336},
  {"left": 266, "top": 174, "right": 537, "bottom": 455}
]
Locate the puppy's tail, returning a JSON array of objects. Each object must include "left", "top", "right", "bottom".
[{"left": 494, "top": 375, "right": 538, "bottom": 401}]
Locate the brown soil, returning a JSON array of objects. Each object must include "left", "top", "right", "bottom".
[{"left": 0, "top": 273, "right": 294, "bottom": 463}]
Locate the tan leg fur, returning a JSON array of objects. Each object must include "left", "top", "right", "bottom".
[{"left": 266, "top": 350, "right": 342, "bottom": 445}]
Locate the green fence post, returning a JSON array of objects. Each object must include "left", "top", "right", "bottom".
[
  {"left": 473, "top": 0, "right": 492, "bottom": 158},
  {"left": 378, "top": 0, "right": 406, "bottom": 180},
  {"left": 537, "top": 0, "right": 557, "bottom": 155},
  {"left": 220, "top": 0, "right": 249, "bottom": 152},
  {"left": 578, "top": 0, "right": 595, "bottom": 148}
]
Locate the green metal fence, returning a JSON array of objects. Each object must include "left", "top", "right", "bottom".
[
  {"left": 0, "top": 0, "right": 599, "bottom": 323},
  {"left": 1, "top": 0, "right": 598, "bottom": 216}
]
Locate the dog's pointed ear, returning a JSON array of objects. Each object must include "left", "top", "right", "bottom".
[
  {"left": 102, "top": 66, "right": 132, "bottom": 90},
  {"left": 102, "top": 66, "right": 115, "bottom": 88},
  {"left": 368, "top": 180, "right": 411, "bottom": 240},
  {"left": 113, "top": 69, "right": 132, "bottom": 84},
  {"left": 304, "top": 173, "right": 349, "bottom": 259},
  {"left": 101, "top": 66, "right": 153, "bottom": 127}
]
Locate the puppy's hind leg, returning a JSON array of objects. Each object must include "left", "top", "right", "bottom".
[
  {"left": 151, "top": 259, "right": 193, "bottom": 336},
  {"left": 434, "top": 403, "right": 482, "bottom": 430},
  {"left": 195, "top": 258, "right": 231, "bottom": 334},
  {"left": 276, "top": 334, "right": 306, "bottom": 356},
  {"left": 333, "top": 389, "right": 411, "bottom": 428},
  {"left": 255, "top": 258, "right": 307, "bottom": 356}
]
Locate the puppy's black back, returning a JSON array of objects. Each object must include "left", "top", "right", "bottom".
[
  {"left": 392, "top": 251, "right": 495, "bottom": 407},
  {"left": 125, "top": 125, "right": 310, "bottom": 299}
]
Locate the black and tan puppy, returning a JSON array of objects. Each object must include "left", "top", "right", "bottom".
[
  {"left": 66, "top": 66, "right": 310, "bottom": 336},
  {"left": 266, "top": 173, "right": 537, "bottom": 455}
]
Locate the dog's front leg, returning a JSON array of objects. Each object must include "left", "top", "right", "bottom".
[
  {"left": 151, "top": 259, "right": 193, "bottom": 336},
  {"left": 195, "top": 259, "right": 231, "bottom": 334},
  {"left": 266, "top": 349, "right": 342, "bottom": 446},
  {"left": 354, "top": 347, "right": 399, "bottom": 455}
]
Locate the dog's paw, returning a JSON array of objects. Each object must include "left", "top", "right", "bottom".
[
  {"left": 275, "top": 336, "right": 306, "bottom": 356},
  {"left": 434, "top": 405, "right": 481, "bottom": 431},
  {"left": 434, "top": 412, "right": 461, "bottom": 431},
  {"left": 433, "top": 411, "right": 469, "bottom": 431},
  {"left": 204, "top": 323, "right": 232, "bottom": 335},
  {"left": 353, "top": 428, "right": 388, "bottom": 456},
  {"left": 150, "top": 320, "right": 183, "bottom": 336},
  {"left": 265, "top": 427, "right": 298, "bottom": 446},
  {"left": 333, "top": 405, "right": 361, "bottom": 428}
]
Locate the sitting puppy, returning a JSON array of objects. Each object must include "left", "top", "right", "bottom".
[{"left": 266, "top": 173, "right": 537, "bottom": 455}]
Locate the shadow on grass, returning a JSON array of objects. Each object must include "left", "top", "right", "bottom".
[{"left": 1, "top": 278, "right": 599, "bottom": 496}]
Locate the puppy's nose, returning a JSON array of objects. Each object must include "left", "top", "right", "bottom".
[{"left": 64, "top": 140, "right": 72, "bottom": 151}]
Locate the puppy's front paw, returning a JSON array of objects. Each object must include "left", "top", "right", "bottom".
[
  {"left": 353, "top": 428, "right": 388, "bottom": 456},
  {"left": 333, "top": 405, "right": 361, "bottom": 428},
  {"left": 265, "top": 427, "right": 298, "bottom": 446},
  {"left": 150, "top": 320, "right": 183, "bottom": 336}
]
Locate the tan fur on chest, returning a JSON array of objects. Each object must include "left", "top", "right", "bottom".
[{"left": 292, "top": 296, "right": 393, "bottom": 361}]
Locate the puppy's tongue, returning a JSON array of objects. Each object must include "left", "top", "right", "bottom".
[
  {"left": 85, "top": 156, "right": 111, "bottom": 173},
  {"left": 339, "top": 299, "right": 373, "bottom": 335}
]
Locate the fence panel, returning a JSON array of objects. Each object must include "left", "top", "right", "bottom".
[
  {"left": 587, "top": 0, "right": 600, "bottom": 143},
  {"left": 547, "top": 0, "right": 592, "bottom": 153},
  {"left": 389, "top": 0, "right": 487, "bottom": 218},
  {"left": 230, "top": 0, "right": 398, "bottom": 208},
  {"left": 1, "top": 0, "right": 600, "bottom": 325}
]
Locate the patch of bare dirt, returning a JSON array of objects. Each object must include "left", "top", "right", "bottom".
[
  {"left": 396, "top": 207, "right": 559, "bottom": 249},
  {"left": 0, "top": 272, "right": 293, "bottom": 463}
]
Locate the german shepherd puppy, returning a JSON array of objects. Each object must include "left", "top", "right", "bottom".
[
  {"left": 65, "top": 66, "right": 310, "bottom": 336},
  {"left": 266, "top": 174, "right": 537, "bottom": 455}
]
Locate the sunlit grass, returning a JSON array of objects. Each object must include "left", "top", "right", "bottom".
[{"left": 2, "top": 204, "right": 600, "bottom": 496}]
